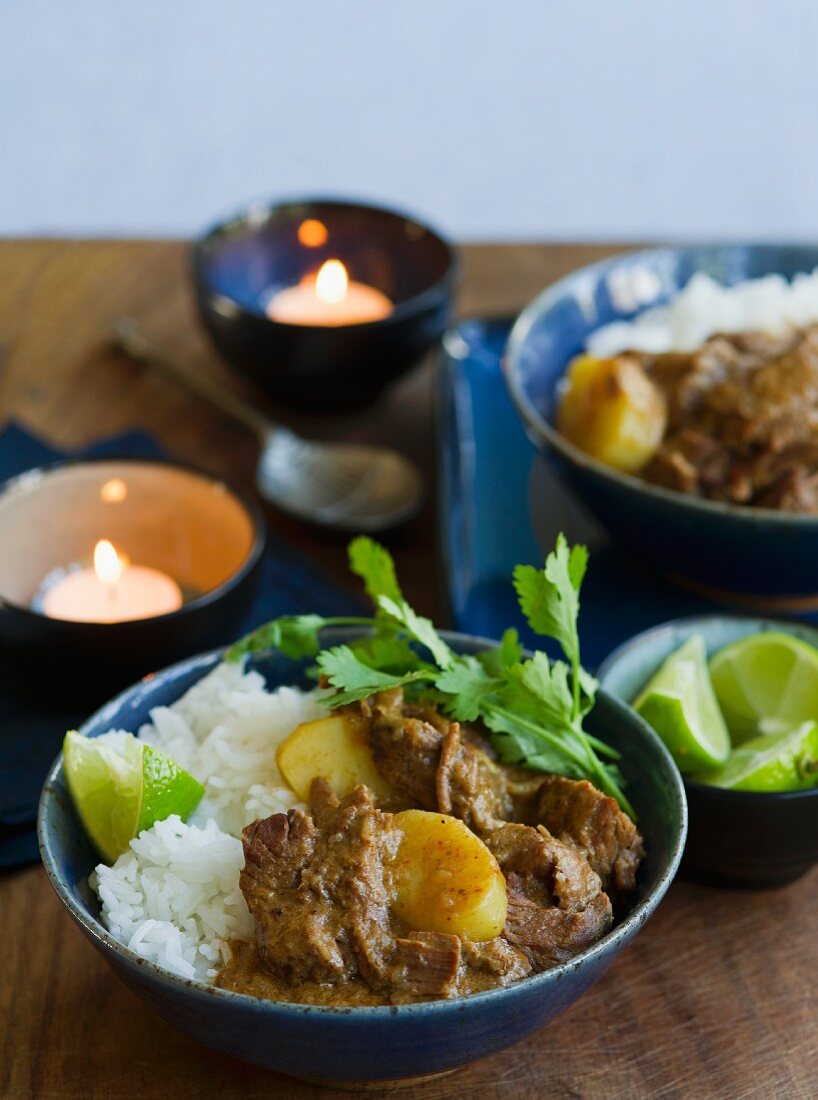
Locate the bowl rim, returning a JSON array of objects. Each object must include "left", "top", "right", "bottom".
[
  {"left": 503, "top": 242, "right": 818, "bottom": 527},
  {"left": 37, "top": 628, "right": 687, "bottom": 1019},
  {"left": 0, "top": 455, "right": 266, "bottom": 628},
  {"left": 597, "top": 611, "right": 818, "bottom": 803},
  {"left": 191, "top": 194, "right": 460, "bottom": 330}
]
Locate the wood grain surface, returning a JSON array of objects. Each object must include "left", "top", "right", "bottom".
[{"left": 1, "top": 240, "right": 815, "bottom": 1100}]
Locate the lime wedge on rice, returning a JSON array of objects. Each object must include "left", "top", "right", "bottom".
[
  {"left": 634, "top": 634, "right": 730, "bottom": 773},
  {"left": 63, "top": 730, "right": 204, "bottom": 862},
  {"left": 709, "top": 631, "right": 818, "bottom": 744},
  {"left": 693, "top": 721, "right": 818, "bottom": 793}
]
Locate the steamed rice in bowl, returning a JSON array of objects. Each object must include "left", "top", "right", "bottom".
[{"left": 91, "top": 663, "right": 325, "bottom": 981}]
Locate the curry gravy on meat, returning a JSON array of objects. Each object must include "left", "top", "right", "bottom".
[
  {"left": 559, "top": 326, "right": 818, "bottom": 512},
  {"left": 641, "top": 327, "right": 818, "bottom": 510},
  {"left": 216, "top": 689, "right": 644, "bottom": 1006}
]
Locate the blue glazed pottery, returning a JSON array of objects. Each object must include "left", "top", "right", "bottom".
[
  {"left": 38, "top": 630, "right": 686, "bottom": 1085},
  {"left": 193, "top": 197, "right": 457, "bottom": 411},
  {"left": 504, "top": 245, "right": 818, "bottom": 606},
  {"left": 598, "top": 615, "right": 818, "bottom": 888}
]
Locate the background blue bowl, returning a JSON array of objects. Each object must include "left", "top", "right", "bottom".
[
  {"left": 504, "top": 244, "right": 818, "bottom": 606},
  {"left": 38, "top": 631, "right": 686, "bottom": 1085},
  {"left": 598, "top": 615, "right": 818, "bottom": 888}
]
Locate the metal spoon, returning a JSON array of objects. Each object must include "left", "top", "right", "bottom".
[{"left": 113, "top": 319, "right": 424, "bottom": 531}]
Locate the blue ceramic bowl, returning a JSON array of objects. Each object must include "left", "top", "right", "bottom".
[
  {"left": 504, "top": 244, "right": 818, "bottom": 608},
  {"left": 38, "top": 629, "right": 685, "bottom": 1085},
  {"left": 598, "top": 615, "right": 818, "bottom": 889},
  {"left": 193, "top": 197, "right": 457, "bottom": 411}
]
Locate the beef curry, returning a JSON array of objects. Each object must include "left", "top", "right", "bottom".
[
  {"left": 557, "top": 325, "right": 818, "bottom": 511},
  {"left": 216, "top": 689, "right": 644, "bottom": 1006}
]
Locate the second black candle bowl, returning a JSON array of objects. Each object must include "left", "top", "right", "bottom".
[
  {"left": 0, "top": 458, "right": 265, "bottom": 704},
  {"left": 192, "top": 196, "right": 458, "bottom": 411}
]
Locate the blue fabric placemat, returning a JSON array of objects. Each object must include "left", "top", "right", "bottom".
[
  {"left": 0, "top": 423, "right": 363, "bottom": 869},
  {"left": 437, "top": 318, "right": 818, "bottom": 661}
]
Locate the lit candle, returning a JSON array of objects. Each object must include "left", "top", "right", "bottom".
[
  {"left": 266, "top": 259, "right": 393, "bottom": 326},
  {"left": 41, "top": 539, "right": 183, "bottom": 623}
]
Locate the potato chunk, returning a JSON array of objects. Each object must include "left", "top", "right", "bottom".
[
  {"left": 390, "top": 810, "right": 507, "bottom": 942},
  {"left": 276, "top": 713, "right": 395, "bottom": 802},
  {"left": 556, "top": 354, "right": 666, "bottom": 473}
]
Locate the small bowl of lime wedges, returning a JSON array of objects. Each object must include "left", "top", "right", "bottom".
[{"left": 598, "top": 617, "right": 818, "bottom": 889}]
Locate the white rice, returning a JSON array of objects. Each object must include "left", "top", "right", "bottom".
[
  {"left": 91, "top": 662, "right": 325, "bottom": 981},
  {"left": 587, "top": 267, "right": 818, "bottom": 359}
]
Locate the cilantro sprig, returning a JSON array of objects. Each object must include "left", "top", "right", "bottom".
[{"left": 227, "top": 535, "right": 632, "bottom": 815}]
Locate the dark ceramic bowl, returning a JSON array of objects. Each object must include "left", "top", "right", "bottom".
[
  {"left": 0, "top": 458, "right": 264, "bottom": 703},
  {"left": 38, "top": 629, "right": 686, "bottom": 1086},
  {"left": 504, "top": 244, "right": 818, "bottom": 608},
  {"left": 598, "top": 615, "right": 818, "bottom": 889},
  {"left": 193, "top": 197, "right": 457, "bottom": 411}
]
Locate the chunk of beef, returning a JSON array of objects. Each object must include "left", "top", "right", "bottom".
[
  {"left": 639, "top": 325, "right": 818, "bottom": 512},
  {"left": 240, "top": 781, "right": 396, "bottom": 986},
  {"left": 483, "top": 821, "right": 612, "bottom": 969},
  {"left": 533, "top": 775, "right": 644, "bottom": 892},
  {"left": 392, "top": 932, "right": 461, "bottom": 999},
  {"left": 366, "top": 689, "right": 513, "bottom": 828},
  {"left": 503, "top": 888, "right": 613, "bottom": 967},
  {"left": 459, "top": 936, "right": 532, "bottom": 987}
]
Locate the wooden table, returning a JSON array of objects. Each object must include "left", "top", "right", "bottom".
[{"left": 1, "top": 240, "right": 815, "bottom": 1100}]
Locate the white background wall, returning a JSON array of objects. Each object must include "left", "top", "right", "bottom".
[{"left": 3, "top": 1, "right": 818, "bottom": 241}]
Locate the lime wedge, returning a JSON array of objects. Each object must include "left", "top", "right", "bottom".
[
  {"left": 709, "top": 632, "right": 818, "bottom": 743},
  {"left": 634, "top": 634, "right": 730, "bottom": 773},
  {"left": 63, "top": 731, "right": 204, "bottom": 862},
  {"left": 693, "top": 721, "right": 818, "bottom": 792}
]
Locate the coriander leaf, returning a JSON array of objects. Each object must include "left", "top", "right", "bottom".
[
  {"left": 376, "top": 595, "right": 454, "bottom": 669},
  {"left": 513, "top": 534, "right": 586, "bottom": 666},
  {"left": 226, "top": 614, "right": 328, "bottom": 662},
  {"left": 499, "top": 627, "right": 524, "bottom": 669},
  {"left": 577, "top": 666, "right": 599, "bottom": 716},
  {"left": 348, "top": 537, "right": 403, "bottom": 608},
  {"left": 347, "top": 634, "right": 423, "bottom": 675},
  {"left": 513, "top": 653, "right": 575, "bottom": 726},
  {"left": 479, "top": 628, "right": 523, "bottom": 676},
  {"left": 435, "top": 656, "right": 502, "bottom": 721},
  {"left": 565, "top": 540, "right": 589, "bottom": 593},
  {"left": 316, "top": 645, "right": 432, "bottom": 707},
  {"left": 481, "top": 705, "right": 588, "bottom": 779}
]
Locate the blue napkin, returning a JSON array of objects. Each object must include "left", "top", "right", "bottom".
[{"left": 0, "top": 423, "right": 363, "bottom": 868}]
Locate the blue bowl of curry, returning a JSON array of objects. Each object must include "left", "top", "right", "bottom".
[
  {"left": 38, "top": 628, "right": 686, "bottom": 1085},
  {"left": 504, "top": 244, "right": 818, "bottom": 608}
]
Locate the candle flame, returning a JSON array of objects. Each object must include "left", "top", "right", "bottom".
[
  {"left": 315, "top": 259, "right": 348, "bottom": 304},
  {"left": 298, "top": 219, "right": 328, "bottom": 247},
  {"left": 94, "top": 539, "right": 123, "bottom": 586}
]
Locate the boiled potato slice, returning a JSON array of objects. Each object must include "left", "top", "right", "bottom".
[
  {"left": 390, "top": 809, "right": 507, "bottom": 942},
  {"left": 556, "top": 354, "right": 666, "bottom": 473},
  {"left": 276, "top": 713, "right": 394, "bottom": 802}
]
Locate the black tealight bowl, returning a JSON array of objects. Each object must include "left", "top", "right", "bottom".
[
  {"left": 0, "top": 458, "right": 265, "bottom": 704},
  {"left": 192, "top": 197, "right": 458, "bottom": 411},
  {"left": 598, "top": 616, "right": 818, "bottom": 889}
]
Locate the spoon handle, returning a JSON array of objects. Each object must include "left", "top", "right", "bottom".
[{"left": 113, "top": 318, "right": 276, "bottom": 445}]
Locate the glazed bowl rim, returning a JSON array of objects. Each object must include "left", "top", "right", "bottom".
[
  {"left": 192, "top": 194, "right": 459, "bottom": 330},
  {"left": 597, "top": 611, "right": 818, "bottom": 803},
  {"left": 38, "top": 627, "right": 687, "bottom": 1019},
  {"left": 0, "top": 455, "right": 266, "bottom": 628},
  {"left": 503, "top": 242, "right": 818, "bottom": 527}
]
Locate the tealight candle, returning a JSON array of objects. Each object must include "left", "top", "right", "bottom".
[
  {"left": 41, "top": 539, "right": 183, "bottom": 623},
  {"left": 266, "top": 258, "right": 393, "bottom": 326}
]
